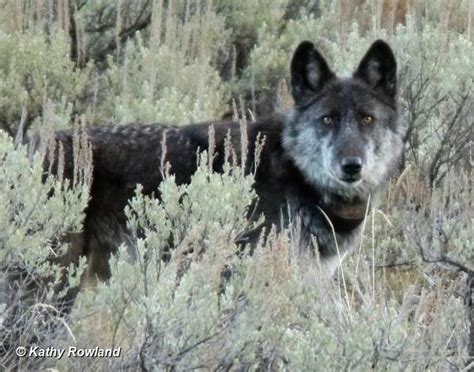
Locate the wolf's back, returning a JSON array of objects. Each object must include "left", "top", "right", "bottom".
[{"left": 50, "top": 116, "right": 285, "bottom": 279}]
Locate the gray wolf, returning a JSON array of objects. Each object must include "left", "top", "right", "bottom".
[{"left": 52, "top": 39, "right": 404, "bottom": 281}]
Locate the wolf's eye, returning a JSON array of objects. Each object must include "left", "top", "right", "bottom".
[
  {"left": 362, "top": 115, "right": 374, "bottom": 124},
  {"left": 323, "top": 116, "right": 333, "bottom": 125}
]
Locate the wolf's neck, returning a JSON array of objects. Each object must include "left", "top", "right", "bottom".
[
  {"left": 316, "top": 196, "right": 369, "bottom": 233},
  {"left": 281, "top": 157, "right": 370, "bottom": 234}
]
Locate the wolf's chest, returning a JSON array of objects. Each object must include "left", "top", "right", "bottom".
[{"left": 252, "top": 174, "right": 366, "bottom": 259}]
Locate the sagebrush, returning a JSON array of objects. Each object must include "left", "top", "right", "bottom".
[{"left": 0, "top": 0, "right": 472, "bottom": 370}]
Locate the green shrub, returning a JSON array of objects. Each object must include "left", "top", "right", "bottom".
[
  {"left": 101, "top": 2, "right": 230, "bottom": 125},
  {"left": 60, "top": 153, "right": 470, "bottom": 370},
  {"left": 0, "top": 29, "right": 91, "bottom": 134},
  {"left": 0, "top": 1, "right": 472, "bottom": 370},
  {"left": 0, "top": 130, "right": 89, "bottom": 369}
]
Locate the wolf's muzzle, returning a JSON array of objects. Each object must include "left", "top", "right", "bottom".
[{"left": 341, "top": 156, "right": 363, "bottom": 182}]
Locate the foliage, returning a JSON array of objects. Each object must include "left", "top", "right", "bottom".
[
  {"left": 0, "top": 131, "right": 89, "bottom": 369},
  {"left": 0, "top": 29, "right": 91, "bottom": 135},
  {"left": 102, "top": 2, "right": 230, "bottom": 124},
  {"left": 61, "top": 160, "right": 470, "bottom": 370},
  {"left": 57, "top": 155, "right": 470, "bottom": 370},
  {"left": 0, "top": 0, "right": 472, "bottom": 370}
]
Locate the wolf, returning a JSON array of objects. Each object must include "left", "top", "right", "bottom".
[{"left": 52, "top": 39, "right": 404, "bottom": 281}]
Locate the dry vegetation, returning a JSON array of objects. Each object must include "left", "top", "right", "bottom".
[{"left": 0, "top": 0, "right": 472, "bottom": 370}]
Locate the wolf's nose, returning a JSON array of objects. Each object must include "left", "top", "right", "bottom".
[{"left": 341, "top": 156, "right": 362, "bottom": 176}]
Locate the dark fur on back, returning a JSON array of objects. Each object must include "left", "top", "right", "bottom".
[{"left": 53, "top": 40, "right": 404, "bottom": 280}]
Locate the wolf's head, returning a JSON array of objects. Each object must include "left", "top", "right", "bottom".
[{"left": 283, "top": 40, "right": 404, "bottom": 201}]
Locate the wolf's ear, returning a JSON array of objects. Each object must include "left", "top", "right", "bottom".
[
  {"left": 354, "top": 40, "right": 397, "bottom": 98},
  {"left": 290, "top": 41, "right": 335, "bottom": 106}
]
